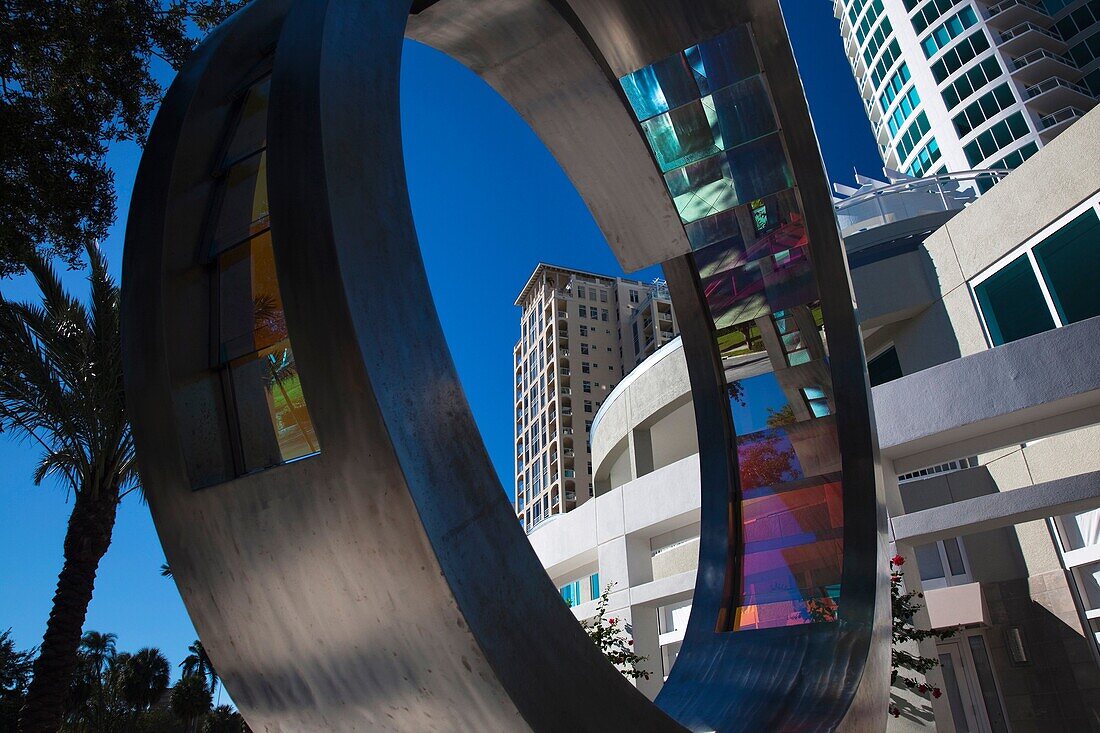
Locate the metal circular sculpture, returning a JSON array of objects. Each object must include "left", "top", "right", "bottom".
[{"left": 122, "top": 0, "right": 889, "bottom": 730}]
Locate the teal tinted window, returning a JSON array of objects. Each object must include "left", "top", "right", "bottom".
[
  {"left": 922, "top": 6, "right": 978, "bottom": 57},
  {"left": 951, "top": 83, "right": 1016, "bottom": 137},
  {"left": 975, "top": 255, "right": 1056, "bottom": 345},
  {"left": 989, "top": 141, "right": 1038, "bottom": 170},
  {"left": 589, "top": 573, "right": 601, "bottom": 601},
  {"left": 941, "top": 56, "right": 1002, "bottom": 110},
  {"left": 930, "top": 29, "right": 989, "bottom": 81},
  {"left": 862, "top": 18, "right": 894, "bottom": 66},
  {"left": 964, "top": 112, "right": 1030, "bottom": 166},
  {"left": 869, "top": 40, "right": 903, "bottom": 88},
  {"left": 907, "top": 139, "right": 942, "bottom": 177},
  {"left": 1034, "top": 209, "right": 1100, "bottom": 324}
]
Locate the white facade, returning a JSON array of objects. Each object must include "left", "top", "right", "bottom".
[
  {"left": 527, "top": 108, "right": 1100, "bottom": 730},
  {"left": 833, "top": 0, "right": 1099, "bottom": 176}
]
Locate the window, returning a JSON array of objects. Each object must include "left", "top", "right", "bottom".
[
  {"left": 581, "top": 343, "right": 590, "bottom": 355},
  {"left": 941, "top": 56, "right": 1002, "bottom": 111},
  {"left": 951, "top": 83, "right": 1015, "bottom": 137},
  {"left": 862, "top": 17, "right": 894, "bottom": 66},
  {"left": 975, "top": 254, "right": 1055, "bottom": 345},
  {"left": 963, "top": 112, "right": 1030, "bottom": 166},
  {"left": 988, "top": 142, "right": 1038, "bottom": 170},
  {"left": 582, "top": 362, "right": 591, "bottom": 374},
  {"left": 894, "top": 111, "right": 931, "bottom": 163},
  {"left": 869, "top": 40, "right": 902, "bottom": 89},
  {"left": 1053, "top": 1, "right": 1100, "bottom": 42},
  {"left": 867, "top": 346, "right": 903, "bottom": 387},
  {"left": 579, "top": 324, "right": 588, "bottom": 336},
  {"left": 1034, "top": 207, "right": 1100, "bottom": 325},
  {"left": 589, "top": 573, "right": 601, "bottom": 600},
  {"left": 930, "top": 29, "right": 989, "bottom": 82},
  {"left": 583, "top": 380, "right": 592, "bottom": 393},
  {"left": 907, "top": 139, "right": 942, "bottom": 177},
  {"left": 600, "top": 290, "right": 608, "bottom": 303},
  {"left": 1069, "top": 29, "right": 1100, "bottom": 68},
  {"left": 912, "top": 0, "right": 964, "bottom": 34},
  {"left": 585, "top": 419, "right": 592, "bottom": 431},
  {"left": 915, "top": 537, "right": 971, "bottom": 589},
  {"left": 584, "top": 400, "right": 593, "bottom": 413},
  {"left": 577, "top": 286, "right": 585, "bottom": 299},
  {"left": 854, "top": 0, "right": 885, "bottom": 46},
  {"left": 801, "top": 387, "right": 831, "bottom": 418},
  {"left": 578, "top": 305, "right": 587, "bottom": 318},
  {"left": 879, "top": 63, "right": 912, "bottom": 112},
  {"left": 601, "top": 309, "right": 609, "bottom": 321},
  {"left": 629, "top": 289, "right": 640, "bottom": 303},
  {"left": 886, "top": 87, "right": 921, "bottom": 137},
  {"left": 921, "top": 6, "right": 978, "bottom": 58}
]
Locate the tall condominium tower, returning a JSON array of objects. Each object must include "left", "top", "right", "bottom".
[
  {"left": 833, "top": 0, "right": 1098, "bottom": 176},
  {"left": 513, "top": 264, "right": 679, "bottom": 532}
]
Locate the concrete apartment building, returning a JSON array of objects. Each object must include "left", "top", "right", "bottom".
[
  {"left": 528, "top": 108, "right": 1100, "bottom": 730},
  {"left": 512, "top": 264, "right": 679, "bottom": 537},
  {"left": 832, "top": 0, "right": 1098, "bottom": 177}
]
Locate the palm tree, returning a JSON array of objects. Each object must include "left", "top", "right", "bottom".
[
  {"left": 180, "top": 641, "right": 219, "bottom": 697},
  {"left": 0, "top": 245, "right": 139, "bottom": 733},
  {"left": 121, "top": 647, "right": 170, "bottom": 712},
  {"left": 171, "top": 673, "right": 213, "bottom": 733}
]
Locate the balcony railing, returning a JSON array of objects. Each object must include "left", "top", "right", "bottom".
[
  {"left": 565, "top": 491, "right": 577, "bottom": 502},
  {"left": 563, "top": 469, "right": 576, "bottom": 479},
  {"left": 1041, "top": 105, "right": 1086, "bottom": 130},
  {"left": 998, "top": 22, "right": 1065, "bottom": 55},
  {"left": 1027, "top": 76, "right": 1091, "bottom": 98},
  {"left": 985, "top": 0, "right": 1049, "bottom": 28},
  {"left": 833, "top": 170, "right": 1010, "bottom": 242}
]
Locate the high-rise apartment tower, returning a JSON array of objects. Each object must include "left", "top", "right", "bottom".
[
  {"left": 513, "top": 264, "right": 679, "bottom": 532},
  {"left": 833, "top": 0, "right": 1098, "bottom": 176}
]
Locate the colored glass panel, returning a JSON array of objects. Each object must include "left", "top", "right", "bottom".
[{"left": 622, "top": 27, "right": 846, "bottom": 632}]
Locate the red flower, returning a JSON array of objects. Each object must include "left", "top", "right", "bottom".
[
  {"left": 608, "top": 618, "right": 616, "bottom": 625},
  {"left": 628, "top": 640, "right": 634, "bottom": 646},
  {"left": 890, "top": 707, "right": 900, "bottom": 718},
  {"left": 931, "top": 688, "right": 942, "bottom": 699},
  {"left": 918, "top": 684, "right": 927, "bottom": 693},
  {"left": 891, "top": 554, "right": 905, "bottom": 566}
]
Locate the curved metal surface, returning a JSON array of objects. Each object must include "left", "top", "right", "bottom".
[{"left": 121, "top": 0, "right": 888, "bottom": 731}]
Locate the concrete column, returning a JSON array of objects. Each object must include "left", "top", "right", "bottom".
[
  {"left": 630, "top": 427, "right": 654, "bottom": 478},
  {"left": 624, "top": 604, "right": 663, "bottom": 701}
]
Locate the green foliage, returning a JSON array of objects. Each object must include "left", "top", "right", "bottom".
[
  {"left": 888, "top": 554, "right": 957, "bottom": 719},
  {"left": 0, "top": 629, "right": 36, "bottom": 729},
  {"left": 180, "top": 640, "right": 219, "bottom": 697},
  {"left": 203, "top": 705, "right": 246, "bottom": 733},
  {"left": 582, "top": 583, "right": 651, "bottom": 681},
  {"left": 171, "top": 673, "right": 213, "bottom": 729},
  {"left": 0, "top": 0, "right": 247, "bottom": 277}
]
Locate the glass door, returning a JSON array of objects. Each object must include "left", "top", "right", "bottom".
[{"left": 938, "top": 642, "right": 982, "bottom": 733}]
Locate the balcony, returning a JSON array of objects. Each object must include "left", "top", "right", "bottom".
[
  {"left": 997, "top": 22, "right": 1065, "bottom": 56},
  {"left": 1011, "top": 48, "right": 1082, "bottom": 85},
  {"left": 562, "top": 427, "right": 574, "bottom": 436},
  {"left": 984, "top": 0, "right": 1050, "bottom": 30},
  {"left": 1024, "top": 76, "right": 1097, "bottom": 115},
  {"left": 560, "top": 368, "right": 570, "bottom": 376},
  {"left": 564, "top": 448, "right": 575, "bottom": 457},
  {"left": 557, "top": 311, "right": 568, "bottom": 320},
  {"left": 562, "top": 407, "right": 573, "bottom": 416},
  {"left": 660, "top": 330, "right": 674, "bottom": 340},
  {"left": 1039, "top": 106, "right": 1087, "bottom": 140},
  {"left": 564, "top": 490, "right": 577, "bottom": 502},
  {"left": 563, "top": 469, "right": 576, "bottom": 479},
  {"left": 561, "top": 387, "right": 571, "bottom": 395}
]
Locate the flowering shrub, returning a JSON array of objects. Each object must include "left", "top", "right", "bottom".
[
  {"left": 582, "top": 583, "right": 650, "bottom": 681},
  {"left": 890, "top": 554, "right": 956, "bottom": 718}
]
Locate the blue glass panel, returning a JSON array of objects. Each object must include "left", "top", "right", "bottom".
[
  {"left": 620, "top": 53, "right": 699, "bottom": 122},
  {"left": 642, "top": 100, "right": 722, "bottom": 172},
  {"left": 709, "top": 76, "right": 777, "bottom": 151},
  {"left": 690, "top": 24, "right": 760, "bottom": 96}
]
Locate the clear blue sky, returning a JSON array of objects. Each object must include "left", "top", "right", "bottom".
[{"left": 0, "top": 4, "right": 882, "bottom": 689}]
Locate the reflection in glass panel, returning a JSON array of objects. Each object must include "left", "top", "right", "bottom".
[
  {"left": 735, "top": 478, "right": 843, "bottom": 630},
  {"left": 1033, "top": 208, "right": 1100, "bottom": 325},
  {"left": 219, "top": 231, "right": 288, "bottom": 362},
  {"left": 623, "top": 25, "right": 845, "bottom": 632},
  {"left": 974, "top": 255, "right": 1054, "bottom": 345},
  {"left": 231, "top": 341, "right": 319, "bottom": 471},
  {"left": 223, "top": 77, "right": 270, "bottom": 164},
  {"left": 213, "top": 151, "right": 269, "bottom": 252}
]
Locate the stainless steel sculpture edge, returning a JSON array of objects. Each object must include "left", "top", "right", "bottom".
[{"left": 121, "top": 0, "right": 889, "bottom": 731}]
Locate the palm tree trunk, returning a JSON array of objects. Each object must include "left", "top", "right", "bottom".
[{"left": 19, "top": 489, "right": 118, "bottom": 733}]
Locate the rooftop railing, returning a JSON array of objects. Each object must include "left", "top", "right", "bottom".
[{"left": 833, "top": 169, "right": 1010, "bottom": 242}]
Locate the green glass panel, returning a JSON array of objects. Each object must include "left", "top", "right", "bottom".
[
  {"left": 974, "top": 255, "right": 1055, "bottom": 345},
  {"left": 1033, "top": 209, "right": 1100, "bottom": 324}
]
